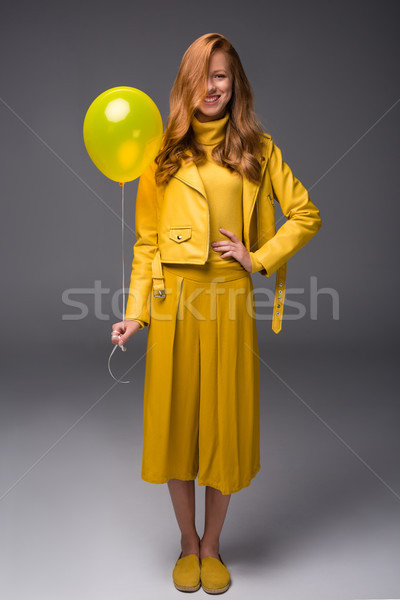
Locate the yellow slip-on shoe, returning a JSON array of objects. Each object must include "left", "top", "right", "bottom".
[
  {"left": 200, "top": 553, "right": 231, "bottom": 594},
  {"left": 172, "top": 551, "right": 201, "bottom": 592}
]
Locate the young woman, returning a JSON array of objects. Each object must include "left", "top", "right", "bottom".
[{"left": 111, "top": 33, "right": 321, "bottom": 594}]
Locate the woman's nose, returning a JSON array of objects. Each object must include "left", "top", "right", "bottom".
[{"left": 207, "top": 79, "right": 216, "bottom": 94}]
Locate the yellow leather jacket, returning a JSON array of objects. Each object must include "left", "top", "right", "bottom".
[{"left": 124, "top": 133, "right": 322, "bottom": 333}]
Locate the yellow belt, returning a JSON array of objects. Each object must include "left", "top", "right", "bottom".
[
  {"left": 151, "top": 249, "right": 286, "bottom": 334},
  {"left": 272, "top": 262, "right": 286, "bottom": 334},
  {"left": 151, "top": 248, "right": 167, "bottom": 298}
]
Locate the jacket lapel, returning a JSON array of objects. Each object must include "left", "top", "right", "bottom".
[
  {"left": 242, "top": 145, "right": 270, "bottom": 245},
  {"left": 172, "top": 154, "right": 208, "bottom": 199}
]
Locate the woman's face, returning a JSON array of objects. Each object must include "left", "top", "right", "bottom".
[{"left": 194, "top": 50, "right": 233, "bottom": 122}]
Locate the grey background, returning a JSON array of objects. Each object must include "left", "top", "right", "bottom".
[{"left": 1, "top": 0, "right": 399, "bottom": 598}]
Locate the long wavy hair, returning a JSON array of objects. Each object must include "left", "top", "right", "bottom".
[{"left": 154, "top": 33, "right": 266, "bottom": 186}]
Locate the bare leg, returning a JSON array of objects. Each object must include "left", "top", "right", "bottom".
[
  {"left": 167, "top": 479, "right": 200, "bottom": 557},
  {"left": 200, "top": 486, "right": 231, "bottom": 561}
]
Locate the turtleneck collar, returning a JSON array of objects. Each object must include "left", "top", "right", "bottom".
[{"left": 191, "top": 112, "right": 229, "bottom": 146}]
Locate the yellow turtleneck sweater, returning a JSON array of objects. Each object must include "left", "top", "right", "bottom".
[{"left": 190, "top": 112, "right": 264, "bottom": 273}]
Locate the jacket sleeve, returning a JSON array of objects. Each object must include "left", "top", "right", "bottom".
[
  {"left": 124, "top": 160, "right": 158, "bottom": 327},
  {"left": 252, "top": 139, "right": 322, "bottom": 275},
  {"left": 249, "top": 251, "right": 265, "bottom": 273}
]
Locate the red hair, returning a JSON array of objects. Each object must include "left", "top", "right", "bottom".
[{"left": 154, "top": 33, "right": 265, "bottom": 186}]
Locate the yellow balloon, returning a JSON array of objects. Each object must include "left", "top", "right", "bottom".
[{"left": 83, "top": 87, "right": 163, "bottom": 183}]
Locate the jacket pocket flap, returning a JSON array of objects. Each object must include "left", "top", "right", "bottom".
[{"left": 169, "top": 226, "right": 192, "bottom": 243}]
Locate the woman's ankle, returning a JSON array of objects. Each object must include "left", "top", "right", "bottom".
[
  {"left": 180, "top": 533, "right": 200, "bottom": 557},
  {"left": 199, "top": 536, "right": 220, "bottom": 558}
]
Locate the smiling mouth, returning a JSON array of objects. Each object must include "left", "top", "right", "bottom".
[{"left": 203, "top": 95, "right": 220, "bottom": 104}]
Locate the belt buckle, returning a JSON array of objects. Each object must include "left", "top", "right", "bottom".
[{"left": 153, "top": 288, "right": 166, "bottom": 298}]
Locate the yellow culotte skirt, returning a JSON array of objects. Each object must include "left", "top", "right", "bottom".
[{"left": 141, "top": 261, "right": 261, "bottom": 496}]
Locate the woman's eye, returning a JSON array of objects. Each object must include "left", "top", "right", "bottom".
[{"left": 215, "top": 74, "right": 225, "bottom": 78}]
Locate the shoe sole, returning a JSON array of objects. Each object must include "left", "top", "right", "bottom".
[
  {"left": 174, "top": 581, "right": 201, "bottom": 592},
  {"left": 201, "top": 581, "right": 231, "bottom": 594}
]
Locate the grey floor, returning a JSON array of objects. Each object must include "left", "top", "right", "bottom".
[{"left": 1, "top": 338, "right": 399, "bottom": 600}]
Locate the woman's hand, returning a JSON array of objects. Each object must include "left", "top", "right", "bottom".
[
  {"left": 110, "top": 320, "right": 142, "bottom": 346},
  {"left": 211, "top": 228, "right": 252, "bottom": 272}
]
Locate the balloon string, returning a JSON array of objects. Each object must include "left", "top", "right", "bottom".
[{"left": 107, "top": 182, "right": 130, "bottom": 384}]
